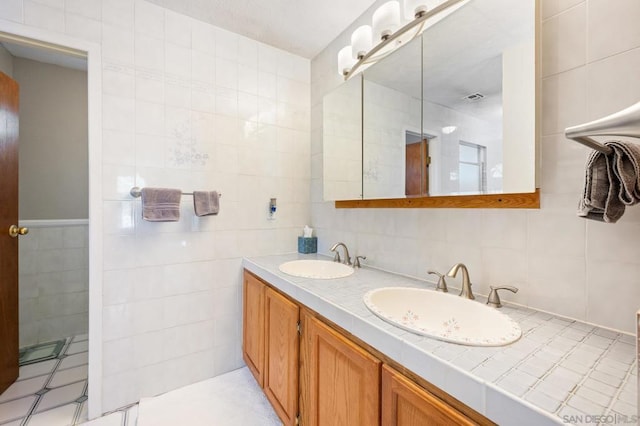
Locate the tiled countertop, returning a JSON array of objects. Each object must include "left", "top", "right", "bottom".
[{"left": 243, "top": 253, "right": 638, "bottom": 426}]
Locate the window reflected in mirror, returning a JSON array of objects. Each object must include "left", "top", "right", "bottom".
[{"left": 322, "top": 0, "right": 536, "bottom": 202}]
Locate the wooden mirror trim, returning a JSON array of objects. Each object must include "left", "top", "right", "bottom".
[{"left": 335, "top": 188, "right": 540, "bottom": 209}]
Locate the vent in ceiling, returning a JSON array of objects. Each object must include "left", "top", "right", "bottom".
[{"left": 462, "top": 92, "right": 485, "bottom": 101}]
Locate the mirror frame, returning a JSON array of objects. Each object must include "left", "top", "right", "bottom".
[
  {"left": 335, "top": 188, "right": 539, "bottom": 208},
  {"left": 334, "top": 0, "right": 540, "bottom": 209}
]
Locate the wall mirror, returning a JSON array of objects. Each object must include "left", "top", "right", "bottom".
[
  {"left": 323, "top": 0, "right": 539, "bottom": 208},
  {"left": 323, "top": 74, "right": 362, "bottom": 201}
]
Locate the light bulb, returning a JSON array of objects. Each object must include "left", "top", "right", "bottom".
[
  {"left": 337, "top": 46, "right": 356, "bottom": 76},
  {"left": 372, "top": 1, "right": 401, "bottom": 40},
  {"left": 351, "top": 25, "right": 373, "bottom": 59},
  {"left": 403, "top": 0, "right": 428, "bottom": 19}
]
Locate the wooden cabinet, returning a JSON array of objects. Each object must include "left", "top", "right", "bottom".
[
  {"left": 264, "top": 287, "right": 299, "bottom": 425},
  {"left": 382, "top": 365, "right": 475, "bottom": 426},
  {"left": 243, "top": 269, "right": 490, "bottom": 426},
  {"left": 242, "top": 271, "right": 265, "bottom": 386},
  {"left": 300, "top": 310, "right": 381, "bottom": 426},
  {"left": 242, "top": 271, "right": 299, "bottom": 426}
]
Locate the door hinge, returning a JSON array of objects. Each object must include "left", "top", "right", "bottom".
[
  {"left": 296, "top": 414, "right": 300, "bottom": 425},
  {"left": 296, "top": 320, "right": 301, "bottom": 335}
]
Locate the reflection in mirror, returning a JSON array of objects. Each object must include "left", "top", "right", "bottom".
[
  {"left": 322, "top": 0, "right": 536, "bottom": 203},
  {"left": 362, "top": 35, "right": 423, "bottom": 199},
  {"left": 323, "top": 75, "right": 362, "bottom": 200},
  {"left": 422, "top": 0, "right": 535, "bottom": 196}
]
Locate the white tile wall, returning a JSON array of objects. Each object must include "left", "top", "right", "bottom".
[
  {"left": 18, "top": 224, "right": 89, "bottom": 347},
  {"left": 6, "top": 0, "right": 637, "bottom": 416},
  {"left": 362, "top": 81, "right": 419, "bottom": 199},
  {"left": 310, "top": 0, "right": 640, "bottom": 335},
  {"left": 1, "top": 0, "right": 310, "bottom": 414}
]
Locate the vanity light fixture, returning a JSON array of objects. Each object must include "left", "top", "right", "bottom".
[
  {"left": 403, "top": 0, "right": 429, "bottom": 19},
  {"left": 338, "top": 0, "right": 470, "bottom": 79},
  {"left": 351, "top": 25, "right": 373, "bottom": 59},
  {"left": 337, "top": 45, "right": 357, "bottom": 76},
  {"left": 372, "top": 1, "right": 402, "bottom": 41}
]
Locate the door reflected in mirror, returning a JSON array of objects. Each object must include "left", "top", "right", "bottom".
[
  {"left": 322, "top": 0, "right": 536, "bottom": 202},
  {"left": 404, "top": 131, "right": 430, "bottom": 197}
]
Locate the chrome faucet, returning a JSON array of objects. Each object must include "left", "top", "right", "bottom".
[
  {"left": 447, "top": 263, "right": 474, "bottom": 300},
  {"left": 330, "top": 242, "right": 352, "bottom": 266}
]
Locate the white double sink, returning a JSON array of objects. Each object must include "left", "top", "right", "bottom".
[{"left": 278, "top": 259, "right": 521, "bottom": 347}]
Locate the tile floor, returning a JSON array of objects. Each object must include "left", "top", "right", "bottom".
[
  {"left": 1, "top": 337, "right": 279, "bottom": 426},
  {"left": 0, "top": 335, "right": 89, "bottom": 425},
  {"left": 135, "top": 367, "right": 281, "bottom": 426},
  {"left": 81, "top": 367, "right": 280, "bottom": 426}
]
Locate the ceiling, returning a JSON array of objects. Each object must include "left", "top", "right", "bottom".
[
  {"left": 1, "top": 0, "right": 379, "bottom": 69},
  {"left": 364, "top": 0, "right": 534, "bottom": 121},
  {"left": 147, "top": 0, "right": 379, "bottom": 59},
  {"left": 0, "top": 39, "right": 87, "bottom": 71}
]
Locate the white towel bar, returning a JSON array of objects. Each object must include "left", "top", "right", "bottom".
[
  {"left": 565, "top": 101, "right": 640, "bottom": 155},
  {"left": 130, "top": 187, "right": 222, "bottom": 198}
]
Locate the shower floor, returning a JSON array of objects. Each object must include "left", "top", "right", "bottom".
[{"left": 0, "top": 334, "right": 89, "bottom": 425}]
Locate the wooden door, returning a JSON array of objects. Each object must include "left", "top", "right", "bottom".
[
  {"left": 405, "top": 140, "right": 429, "bottom": 196},
  {"left": 382, "top": 365, "right": 474, "bottom": 426},
  {"left": 300, "top": 311, "right": 381, "bottom": 426},
  {"left": 242, "top": 271, "right": 265, "bottom": 387},
  {"left": 264, "top": 288, "right": 299, "bottom": 425},
  {"left": 0, "top": 71, "right": 20, "bottom": 394}
]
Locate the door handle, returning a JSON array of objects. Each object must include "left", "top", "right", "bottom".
[{"left": 8, "top": 225, "right": 28, "bottom": 238}]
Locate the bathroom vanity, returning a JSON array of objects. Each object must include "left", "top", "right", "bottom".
[
  {"left": 243, "top": 269, "right": 482, "bottom": 425},
  {"left": 242, "top": 254, "right": 637, "bottom": 425}
]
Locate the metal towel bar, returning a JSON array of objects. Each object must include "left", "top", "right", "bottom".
[
  {"left": 564, "top": 101, "right": 640, "bottom": 155},
  {"left": 129, "top": 187, "right": 222, "bottom": 198}
]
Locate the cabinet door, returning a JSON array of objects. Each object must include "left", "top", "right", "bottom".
[
  {"left": 301, "top": 311, "right": 381, "bottom": 426},
  {"left": 242, "top": 271, "right": 265, "bottom": 387},
  {"left": 264, "top": 288, "right": 299, "bottom": 426},
  {"left": 382, "top": 365, "right": 475, "bottom": 426}
]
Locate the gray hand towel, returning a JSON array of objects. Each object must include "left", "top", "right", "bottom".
[
  {"left": 611, "top": 141, "right": 640, "bottom": 204},
  {"left": 141, "top": 188, "right": 182, "bottom": 222},
  {"left": 193, "top": 191, "right": 220, "bottom": 216},
  {"left": 578, "top": 141, "right": 640, "bottom": 223}
]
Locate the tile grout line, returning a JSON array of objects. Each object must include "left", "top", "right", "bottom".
[
  {"left": 20, "top": 356, "right": 64, "bottom": 424},
  {"left": 71, "top": 381, "right": 90, "bottom": 426},
  {"left": 602, "top": 348, "right": 637, "bottom": 417},
  {"left": 72, "top": 401, "right": 85, "bottom": 426},
  {"left": 554, "top": 331, "right": 626, "bottom": 416},
  {"left": 482, "top": 309, "right": 566, "bottom": 383},
  {"left": 494, "top": 320, "right": 613, "bottom": 414},
  {"left": 15, "top": 335, "right": 87, "bottom": 426}
]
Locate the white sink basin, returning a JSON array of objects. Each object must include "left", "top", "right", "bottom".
[
  {"left": 364, "top": 287, "right": 521, "bottom": 346},
  {"left": 279, "top": 260, "right": 354, "bottom": 279}
]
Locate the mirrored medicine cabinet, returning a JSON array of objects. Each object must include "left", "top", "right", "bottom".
[{"left": 322, "top": 0, "right": 540, "bottom": 208}]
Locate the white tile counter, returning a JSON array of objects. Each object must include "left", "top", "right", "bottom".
[{"left": 243, "top": 253, "right": 638, "bottom": 426}]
